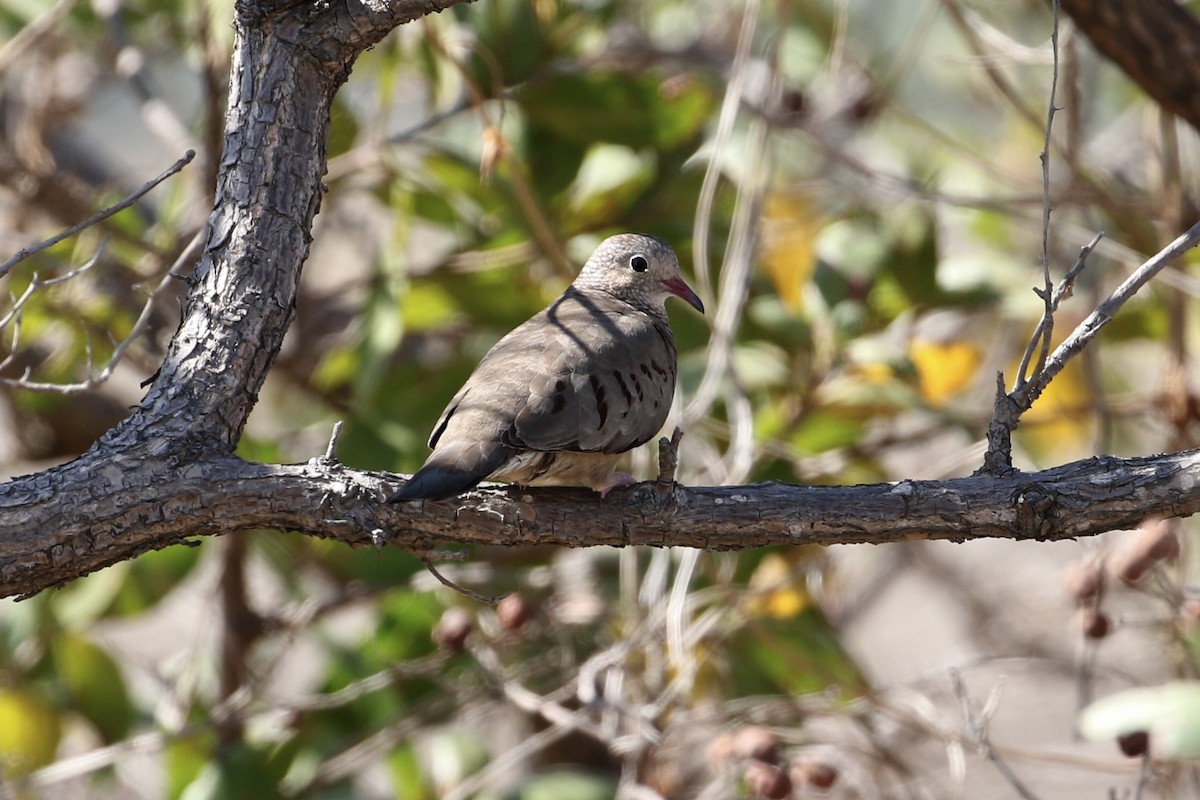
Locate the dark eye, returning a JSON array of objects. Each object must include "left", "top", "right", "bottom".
[{"left": 629, "top": 254, "right": 649, "bottom": 273}]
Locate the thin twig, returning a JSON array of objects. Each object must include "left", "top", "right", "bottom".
[
  {"left": 324, "top": 420, "right": 344, "bottom": 460},
  {"left": 421, "top": 555, "right": 505, "bottom": 605},
  {"left": 421, "top": 32, "right": 571, "bottom": 276},
  {"left": 1012, "top": 231, "right": 1104, "bottom": 388},
  {"left": 0, "top": 150, "right": 195, "bottom": 281},
  {"left": 1017, "top": 0, "right": 1062, "bottom": 390},
  {"left": 655, "top": 427, "right": 683, "bottom": 493},
  {"left": 0, "top": 229, "right": 203, "bottom": 393},
  {"left": 1018, "top": 219, "right": 1200, "bottom": 410},
  {"left": 691, "top": 0, "right": 759, "bottom": 304},
  {"left": 684, "top": 20, "right": 773, "bottom": 439},
  {"left": 951, "top": 670, "right": 1043, "bottom": 800}
]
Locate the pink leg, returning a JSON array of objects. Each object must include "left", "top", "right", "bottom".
[{"left": 594, "top": 471, "right": 638, "bottom": 498}]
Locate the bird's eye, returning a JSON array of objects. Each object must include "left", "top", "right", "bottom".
[{"left": 629, "top": 254, "right": 649, "bottom": 273}]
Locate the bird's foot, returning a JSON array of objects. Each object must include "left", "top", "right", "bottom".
[{"left": 595, "top": 471, "right": 638, "bottom": 498}]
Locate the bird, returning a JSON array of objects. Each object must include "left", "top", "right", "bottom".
[{"left": 387, "top": 233, "right": 704, "bottom": 502}]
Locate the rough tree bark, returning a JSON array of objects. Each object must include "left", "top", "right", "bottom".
[
  {"left": 1, "top": 0, "right": 1199, "bottom": 600},
  {"left": 1060, "top": 0, "right": 1200, "bottom": 134}
]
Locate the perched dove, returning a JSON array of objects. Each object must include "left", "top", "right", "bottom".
[{"left": 387, "top": 233, "right": 704, "bottom": 502}]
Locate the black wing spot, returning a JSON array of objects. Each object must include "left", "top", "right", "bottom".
[
  {"left": 547, "top": 379, "right": 568, "bottom": 414},
  {"left": 649, "top": 360, "right": 669, "bottom": 378},
  {"left": 612, "top": 370, "right": 634, "bottom": 405},
  {"left": 628, "top": 372, "right": 644, "bottom": 402},
  {"left": 589, "top": 374, "right": 609, "bottom": 429}
]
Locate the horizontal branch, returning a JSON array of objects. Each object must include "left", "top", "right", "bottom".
[{"left": 3, "top": 446, "right": 1197, "bottom": 598}]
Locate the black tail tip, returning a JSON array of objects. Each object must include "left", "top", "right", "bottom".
[{"left": 386, "top": 468, "right": 483, "bottom": 503}]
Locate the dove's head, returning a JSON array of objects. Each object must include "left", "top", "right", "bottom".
[{"left": 575, "top": 233, "right": 705, "bottom": 315}]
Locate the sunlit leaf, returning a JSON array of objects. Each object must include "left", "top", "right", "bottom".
[
  {"left": 744, "top": 552, "right": 810, "bottom": 619},
  {"left": 0, "top": 687, "right": 61, "bottom": 777},
  {"left": 760, "top": 192, "right": 822, "bottom": 313},
  {"left": 1015, "top": 358, "right": 1094, "bottom": 460},
  {"left": 389, "top": 743, "right": 433, "bottom": 800},
  {"left": 909, "top": 339, "right": 982, "bottom": 406},
  {"left": 518, "top": 769, "right": 617, "bottom": 800}
]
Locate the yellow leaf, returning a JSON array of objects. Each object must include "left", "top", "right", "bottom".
[
  {"left": 1015, "top": 358, "right": 1094, "bottom": 458},
  {"left": 0, "top": 688, "right": 61, "bottom": 777},
  {"left": 760, "top": 193, "right": 821, "bottom": 313},
  {"left": 745, "top": 553, "right": 810, "bottom": 619},
  {"left": 909, "top": 340, "right": 983, "bottom": 405}
]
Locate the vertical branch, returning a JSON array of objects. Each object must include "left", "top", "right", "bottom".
[
  {"left": 691, "top": 0, "right": 760, "bottom": 305},
  {"left": 216, "top": 532, "right": 260, "bottom": 743},
  {"left": 1015, "top": 0, "right": 1062, "bottom": 391}
]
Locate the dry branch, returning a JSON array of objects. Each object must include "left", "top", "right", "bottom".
[
  {"left": 1061, "top": 0, "right": 1200, "bottom": 135},
  {"left": 3, "top": 446, "right": 1200, "bottom": 598},
  {"left": 982, "top": 221, "right": 1200, "bottom": 473}
]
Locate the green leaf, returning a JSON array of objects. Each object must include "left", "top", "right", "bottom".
[
  {"left": 52, "top": 632, "right": 133, "bottom": 742},
  {"left": 518, "top": 72, "right": 713, "bottom": 151},
  {"left": 165, "top": 735, "right": 215, "bottom": 800},
  {"left": 455, "top": 0, "right": 546, "bottom": 93},
  {"left": 517, "top": 769, "right": 617, "bottom": 800},
  {"left": 388, "top": 743, "right": 432, "bottom": 800},
  {"left": 789, "top": 408, "right": 865, "bottom": 455},
  {"left": 727, "top": 604, "right": 868, "bottom": 698}
]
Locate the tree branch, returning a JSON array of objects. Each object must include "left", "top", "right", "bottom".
[
  {"left": 3, "top": 446, "right": 1199, "bottom": 599},
  {"left": 0, "top": 150, "right": 195, "bottom": 281},
  {"left": 1060, "top": 0, "right": 1200, "bottom": 135},
  {"left": 981, "top": 221, "right": 1200, "bottom": 473}
]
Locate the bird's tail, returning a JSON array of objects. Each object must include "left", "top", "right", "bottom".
[{"left": 387, "top": 442, "right": 510, "bottom": 502}]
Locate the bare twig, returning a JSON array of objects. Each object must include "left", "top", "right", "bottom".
[
  {"left": 420, "top": 31, "right": 571, "bottom": 277},
  {"left": 1012, "top": 231, "right": 1104, "bottom": 390},
  {"left": 0, "top": 150, "right": 195, "bottom": 281},
  {"left": 0, "top": 229, "right": 202, "bottom": 393},
  {"left": 951, "top": 671, "right": 1043, "bottom": 800},
  {"left": 1017, "top": 0, "right": 1062, "bottom": 390},
  {"left": 691, "top": 0, "right": 759, "bottom": 304},
  {"left": 421, "top": 555, "right": 505, "bottom": 605},
  {"left": 983, "top": 222, "right": 1200, "bottom": 473},
  {"left": 324, "top": 419, "right": 344, "bottom": 460},
  {"left": 1022, "top": 221, "right": 1200, "bottom": 409},
  {"left": 684, "top": 19, "right": 774, "bottom": 449},
  {"left": 655, "top": 426, "right": 683, "bottom": 493}
]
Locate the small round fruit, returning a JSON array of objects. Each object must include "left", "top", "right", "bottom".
[
  {"left": 433, "top": 607, "right": 473, "bottom": 652},
  {"left": 744, "top": 760, "right": 791, "bottom": 799},
  {"left": 732, "top": 726, "right": 780, "bottom": 764}
]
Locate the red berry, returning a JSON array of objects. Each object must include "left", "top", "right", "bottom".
[
  {"left": 744, "top": 760, "right": 791, "bottom": 799},
  {"left": 433, "top": 607, "right": 473, "bottom": 652},
  {"left": 1117, "top": 730, "right": 1149, "bottom": 757},
  {"left": 495, "top": 593, "right": 532, "bottom": 632},
  {"left": 1077, "top": 607, "right": 1110, "bottom": 639},
  {"left": 732, "top": 726, "right": 780, "bottom": 764}
]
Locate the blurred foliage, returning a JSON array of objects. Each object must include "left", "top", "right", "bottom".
[{"left": 1, "top": 0, "right": 1200, "bottom": 797}]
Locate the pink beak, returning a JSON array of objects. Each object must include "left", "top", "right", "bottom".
[{"left": 662, "top": 276, "right": 705, "bottom": 314}]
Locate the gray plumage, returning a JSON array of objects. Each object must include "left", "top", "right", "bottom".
[{"left": 388, "top": 233, "right": 704, "bottom": 502}]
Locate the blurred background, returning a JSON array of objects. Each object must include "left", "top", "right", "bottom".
[{"left": 0, "top": 0, "right": 1198, "bottom": 797}]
